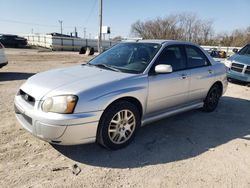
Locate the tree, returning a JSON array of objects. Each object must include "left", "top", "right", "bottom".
[
  {"left": 131, "top": 13, "right": 250, "bottom": 46},
  {"left": 131, "top": 13, "right": 215, "bottom": 45},
  {"left": 218, "top": 27, "right": 250, "bottom": 46}
]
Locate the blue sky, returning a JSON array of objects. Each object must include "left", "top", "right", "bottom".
[{"left": 0, "top": 0, "right": 249, "bottom": 38}]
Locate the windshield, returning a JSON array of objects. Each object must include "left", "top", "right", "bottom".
[
  {"left": 238, "top": 44, "right": 250, "bottom": 56},
  {"left": 89, "top": 42, "right": 161, "bottom": 74}
]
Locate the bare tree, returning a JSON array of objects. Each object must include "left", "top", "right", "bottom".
[
  {"left": 218, "top": 27, "right": 250, "bottom": 46},
  {"left": 200, "top": 20, "right": 214, "bottom": 44},
  {"left": 131, "top": 13, "right": 214, "bottom": 45},
  {"left": 131, "top": 15, "right": 180, "bottom": 40},
  {"left": 131, "top": 12, "right": 249, "bottom": 46}
]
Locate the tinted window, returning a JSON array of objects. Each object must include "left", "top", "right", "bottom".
[
  {"left": 154, "top": 46, "right": 186, "bottom": 71},
  {"left": 186, "top": 46, "right": 208, "bottom": 68}
]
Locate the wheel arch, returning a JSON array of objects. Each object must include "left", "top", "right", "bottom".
[
  {"left": 212, "top": 81, "right": 223, "bottom": 96},
  {"left": 103, "top": 96, "right": 143, "bottom": 118}
]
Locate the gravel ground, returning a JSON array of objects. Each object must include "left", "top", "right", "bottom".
[{"left": 0, "top": 48, "right": 250, "bottom": 188}]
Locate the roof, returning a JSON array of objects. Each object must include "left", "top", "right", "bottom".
[
  {"left": 0, "top": 34, "right": 18, "bottom": 37},
  {"left": 137, "top": 39, "right": 171, "bottom": 44},
  {"left": 137, "top": 39, "right": 197, "bottom": 46},
  {"left": 121, "top": 39, "right": 200, "bottom": 48}
]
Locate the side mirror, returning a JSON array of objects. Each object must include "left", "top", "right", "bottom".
[
  {"left": 155, "top": 64, "right": 173, "bottom": 74},
  {"left": 232, "top": 48, "right": 238, "bottom": 54}
]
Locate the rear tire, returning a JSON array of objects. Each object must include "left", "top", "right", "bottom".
[
  {"left": 85, "top": 47, "right": 94, "bottom": 56},
  {"left": 97, "top": 101, "right": 141, "bottom": 150},
  {"left": 203, "top": 84, "right": 221, "bottom": 112},
  {"left": 79, "top": 47, "right": 86, "bottom": 54}
]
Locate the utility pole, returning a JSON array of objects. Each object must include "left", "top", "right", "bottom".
[
  {"left": 58, "top": 20, "right": 63, "bottom": 35},
  {"left": 83, "top": 27, "right": 86, "bottom": 39},
  {"left": 98, "top": 0, "right": 103, "bottom": 53},
  {"left": 74, "top": 26, "right": 77, "bottom": 37}
]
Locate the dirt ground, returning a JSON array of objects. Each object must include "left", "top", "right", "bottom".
[{"left": 0, "top": 48, "right": 250, "bottom": 188}]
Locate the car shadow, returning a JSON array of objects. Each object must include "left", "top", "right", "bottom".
[
  {"left": 53, "top": 96, "right": 250, "bottom": 169},
  {"left": 0, "top": 72, "right": 34, "bottom": 81},
  {"left": 228, "top": 78, "right": 250, "bottom": 87}
]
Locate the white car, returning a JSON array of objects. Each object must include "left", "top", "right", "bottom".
[{"left": 0, "top": 42, "right": 8, "bottom": 68}]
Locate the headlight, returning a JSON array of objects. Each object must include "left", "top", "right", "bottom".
[
  {"left": 42, "top": 95, "right": 78, "bottom": 114},
  {"left": 224, "top": 60, "right": 232, "bottom": 68}
]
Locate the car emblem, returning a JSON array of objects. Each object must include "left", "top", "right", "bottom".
[{"left": 24, "top": 94, "right": 29, "bottom": 101}]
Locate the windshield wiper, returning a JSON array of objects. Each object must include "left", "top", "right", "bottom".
[{"left": 92, "top": 64, "right": 121, "bottom": 72}]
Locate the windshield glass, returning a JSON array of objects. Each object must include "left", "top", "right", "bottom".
[
  {"left": 238, "top": 44, "right": 250, "bottom": 56},
  {"left": 89, "top": 42, "right": 161, "bottom": 74}
]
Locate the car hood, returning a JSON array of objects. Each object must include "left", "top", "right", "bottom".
[
  {"left": 228, "top": 54, "right": 250, "bottom": 65},
  {"left": 20, "top": 65, "right": 133, "bottom": 100}
]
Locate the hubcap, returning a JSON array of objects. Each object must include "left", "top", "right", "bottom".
[{"left": 108, "top": 109, "right": 136, "bottom": 144}]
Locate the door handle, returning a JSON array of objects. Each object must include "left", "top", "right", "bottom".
[
  {"left": 208, "top": 69, "right": 213, "bottom": 74},
  {"left": 180, "top": 74, "right": 187, "bottom": 79}
]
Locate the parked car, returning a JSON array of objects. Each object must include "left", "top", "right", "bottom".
[
  {"left": 14, "top": 40, "right": 228, "bottom": 150},
  {"left": 210, "top": 50, "right": 227, "bottom": 58},
  {"left": 0, "top": 34, "right": 27, "bottom": 48},
  {"left": 225, "top": 44, "right": 250, "bottom": 82},
  {"left": 207, "top": 48, "right": 217, "bottom": 54},
  {"left": 0, "top": 42, "right": 8, "bottom": 68}
]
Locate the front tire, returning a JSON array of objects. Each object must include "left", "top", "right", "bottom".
[
  {"left": 203, "top": 84, "right": 221, "bottom": 112},
  {"left": 97, "top": 101, "right": 141, "bottom": 150}
]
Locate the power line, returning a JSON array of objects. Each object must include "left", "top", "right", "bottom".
[
  {"left": 84, "top": 0, "right": 98, "bottom": 25},
  {"left": 0, "top": 19, "right": 59, "bottom": 28},
  {"left": 0, "top": 18, "right": 85, "bottom": 29}
]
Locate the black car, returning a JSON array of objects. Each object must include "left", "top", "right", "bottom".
[{"left": 0, "top": 34, "right": 27, "bottom": 48}]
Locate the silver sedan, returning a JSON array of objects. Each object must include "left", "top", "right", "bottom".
[{"left": 14, "top": 40, "right": 228, "bottom": 150}]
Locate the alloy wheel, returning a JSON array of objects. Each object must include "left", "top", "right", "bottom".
[{"left": 108, "top": 109, "right": 136, "bottom": 144}]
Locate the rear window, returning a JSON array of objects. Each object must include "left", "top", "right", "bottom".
[{"left": 185, "top": 46, "right": 209, "bottom": 68}]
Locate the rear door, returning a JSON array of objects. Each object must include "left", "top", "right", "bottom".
[
  {"left": 146, "top": 45, "right": 190, "bottom": 115},
  {"left": 184, "top": 45, "right": 215, "bottom": 102}
]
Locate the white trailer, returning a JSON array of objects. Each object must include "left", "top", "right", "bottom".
[{"left": 23, "top": 33, "right": 118, "bottom": 54}]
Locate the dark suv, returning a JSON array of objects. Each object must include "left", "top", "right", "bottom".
[{"left": 0, "top": 34, "right": 27, "bottom": 48}]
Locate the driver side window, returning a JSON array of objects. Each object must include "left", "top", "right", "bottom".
[{"left": 153, "top": 46, "right": 186, "bottom": 72}]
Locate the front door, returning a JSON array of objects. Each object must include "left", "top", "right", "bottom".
[{"left": 146, "top": 45, "right": 190, "bottom": 116}]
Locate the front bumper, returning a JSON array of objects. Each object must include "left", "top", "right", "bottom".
[
  {"left": 0, "top": 61, "right": 8, "bottom": 68},
  {"left": 14, "top": 95, "right": 103, "bottom": 145},
  {"left": 227, "top": 70, "right": 250, "bottom": 82}
]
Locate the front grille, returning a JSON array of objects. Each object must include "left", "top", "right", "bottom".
[
  {"left": 231, "top": 63, "right": 244, "bottom": 73},
  {"left": 14, "top": 104, "right": 33, "bottom": 126},
  {"left": 245, "top": 66, "right": 250, "bottom": 75},
  {"left": 22, "top": 114, "right": 32, "bottom": 125},
  {"left": 19, "top": 90, "right": 35, "bottom": 105}
]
